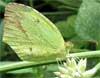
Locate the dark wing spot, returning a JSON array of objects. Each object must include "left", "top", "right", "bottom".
[
  {"left": 33, "top": 18, "right": 40, "bottom": 23},
  {"left": 29, "top": 48, "right": 32, "bottom": 51}
]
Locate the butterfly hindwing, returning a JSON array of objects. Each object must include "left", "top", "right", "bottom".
[{"left": 3, "top": 3, "right": 66, "bottom": 62}]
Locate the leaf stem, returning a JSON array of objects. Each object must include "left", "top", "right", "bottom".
[
  {"left": 68, "top": 50, "right": 100, "bottom": 58},
  {"left": 94, "top": 62, "right": 100, "bottom": 71},
  {"left": 0, "top": 61, "right": 58, "bottom": 73},
  {"left": 58, "top": 5, "right": 78, "bottom": 11},
  {"left": 0, "top": 50, "right": 100, "bottom": 73},
  {"left": 42, "top": 11, "right": 73, "bottom": 15}
]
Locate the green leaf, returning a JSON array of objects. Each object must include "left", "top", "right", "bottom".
[
  {"left": 0, "top": 20, "right": 4, "bottom": 59},
  {"left": 75, "top": 0, "right": 100, "bottom": 49},
  {"left": 0, "top": 0, "right": 15, "bottom": 12},
  {"left": 55, "top": 15, "right": 76, "bottom": 40},
  {"left": 3, "top": 3, "right": 67, "bottom": 62},
  {"left": 0, "top": 1, "right": 6, "bottom": 6}
]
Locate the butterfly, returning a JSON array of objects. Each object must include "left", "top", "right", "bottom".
[{"left": 3, "top": 3, "right": 67, "bottom": 62}]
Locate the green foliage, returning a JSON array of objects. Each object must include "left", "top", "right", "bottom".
[
  {"left": 45, "top": 0, "right": 81, "bottom": 11},
  {"left": 0, "top": 0, "right": 15, "bottom": 12},
  {"left": 0, "top": 20, "right": 4, "bottom": 59},
  {"left": 0, "top": 0, "right": 100, "bottom": 78},
  {"left": 56, "top": 15, "right": 76, "bottom": 39},
  {"left": 75, "top": 0, "right": 100, "bottom": 49}
]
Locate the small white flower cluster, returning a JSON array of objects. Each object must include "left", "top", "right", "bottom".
[{"left": 54, "top": 58, "right": 96, "bottom": 78}]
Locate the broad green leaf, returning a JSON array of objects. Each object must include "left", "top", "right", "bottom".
[
  {"left": 0, "top": 1, "right": 6, "bottom": 12},
  {"left": 0, "top": 20, "right": 4, "bottom": 59},
  {"left": 75, "top": 0, "right": 100, "bottom": 49},
  {"left": 3, "top": 3, "right": 66, "bottom": 62},
  {"left": 56, "top": 15, "right": 76, "bottom": 40}
]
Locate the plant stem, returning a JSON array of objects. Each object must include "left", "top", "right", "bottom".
[
  {"left": 58, "top": 5, "right": 78, "bottom": 11},
  {"left": 0, "top": 50, "right": 100, "bottom": 73},
  {"left": 68, "top": 50, "right": 100, "bottom": 58},
  {"left": 0, "top": 61, "right": 58, "bottom": 73},
  {"left": 42, "top": 11, "right": 73, "bottom": 15},
  {"left": 94, "top": 62, "right": 100, "bottom": 71}
]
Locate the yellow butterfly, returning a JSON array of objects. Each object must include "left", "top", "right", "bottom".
[{"left": 3, "top": 3, "right": 67, "bottom": 62}]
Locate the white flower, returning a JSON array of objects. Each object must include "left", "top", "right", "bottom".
[{"left": 54, "top": 58, "right": 96, "bottom": 78}]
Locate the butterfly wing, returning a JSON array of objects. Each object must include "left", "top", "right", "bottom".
[{"left": 3, "top": 3, "right": 66, "bottom": 62}]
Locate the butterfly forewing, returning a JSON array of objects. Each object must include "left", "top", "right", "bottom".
[{"left": 3, "top": 3, "right": 67, "bottom": 62}]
